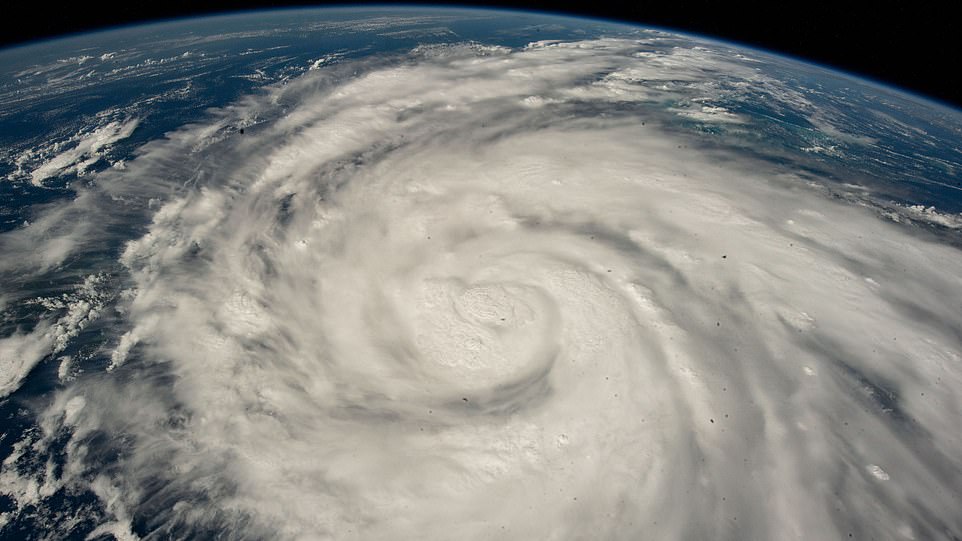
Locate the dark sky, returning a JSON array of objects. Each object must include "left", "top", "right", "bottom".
[{"left": 4, "top": 0, "right": 959, "bottom": 109}]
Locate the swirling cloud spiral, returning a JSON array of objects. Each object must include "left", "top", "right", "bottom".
[{"left": 2, "top": 37, "right": 962, "bottom": 540}]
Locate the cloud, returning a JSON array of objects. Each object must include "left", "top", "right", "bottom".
[
  {"left": 0, "top": 323, "right": 53, "bottom": 398},
  {"left": 11, "top": 118, "right": 140, "bottom": 186},
  {"left": 2, "top": 37, "right": 961, "bottom": 540},
  {"left": 0, "top": 273, "right": 111, "bottom": 398},
  {"left": 895, "top": 203, "right": 962, "bottom": 229}
]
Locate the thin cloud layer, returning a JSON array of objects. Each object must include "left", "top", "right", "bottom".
[{"left": 1, "top": 37, "right": 961, "bottom": 539}]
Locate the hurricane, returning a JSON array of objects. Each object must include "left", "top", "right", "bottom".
[{"left": 1, "top": 14, "right": 961, "bottom": 541}]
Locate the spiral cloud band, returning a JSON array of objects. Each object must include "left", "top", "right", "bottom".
[{"left": 2, "top": 36, "right": 962, "bottom": 540}]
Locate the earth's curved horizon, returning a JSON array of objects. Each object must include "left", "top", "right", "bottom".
[
  {"left": 1, "top": 6, "right": 961, "bottom": 540},
  {"left": 9, "top": 5, "right": 960, "bottom": 114}
]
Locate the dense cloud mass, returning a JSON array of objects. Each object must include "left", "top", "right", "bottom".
[{"left": 2, "top": 36, "right": 962, "bottom": 540}]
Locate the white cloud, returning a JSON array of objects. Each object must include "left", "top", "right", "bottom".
[
  {"left": 3, "top": 36, "right": 962, "bottom": 540},
  {"left": 8, "top": 118, "right": 139, "bottom": 186},
  {"left": 0, "top": 274, "right": 111, "bottom": 397},
  {"left": 670, "top": 104, "right": 745, "bottom": 123},
  {"left": 34, "top": 118, "right": 139, "bottom": 185},
  {"left": 900, "top": 204, "right": 962, "bottom": 229},
  {"left": 0, "top": 323, "right": 54, "bottom": 398}
]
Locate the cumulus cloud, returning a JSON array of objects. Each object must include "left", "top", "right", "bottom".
[
  {"left": 2, "top": 37, "right": 961, "bottom": 540},
  {"left": 7, "top": 117, "right": 139, "bottom": 186},
  {"left": 0, "top": 273, "right": 111, "bottom": 397},
  {"left": 896, "top": 203, "right": 962, "bottom": 229}
]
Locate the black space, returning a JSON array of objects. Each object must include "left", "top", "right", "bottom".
[{"left": 3, "top": 0, "right": 959, "bottom": 109}]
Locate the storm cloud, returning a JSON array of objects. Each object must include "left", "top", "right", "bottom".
[{"left": 2, "top": 37, "right": 962, "bottom": 540}]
